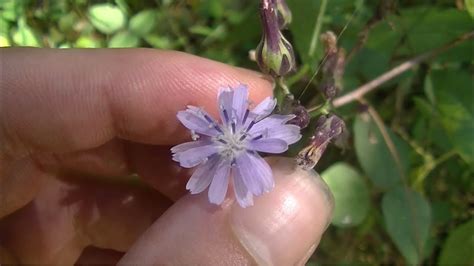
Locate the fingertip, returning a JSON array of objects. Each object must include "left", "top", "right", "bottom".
[
  {"left": 119, "top": 156, "right": 333, "bottom": 265},
  {"left": 230, "top": 156, "right": 334, "bottom": 265}
]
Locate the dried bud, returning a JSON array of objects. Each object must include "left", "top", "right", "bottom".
[
  {"left": 276, "top": 0, "right": 292, "bottom": 29},
  {"left": 256, "top": 0, "right": 296, "bottom": 77},
  {"left": 280, "top": 94, "right": 310, "bottom": 129},
  {"left": 296, "top": 114, "right": 347, "bottom": 169},
  {"left": 318, "top": 78, "right": 338, "bottom": 99},
  {"left": 321, "top": 31, "right": 346, "bottom": 79}
]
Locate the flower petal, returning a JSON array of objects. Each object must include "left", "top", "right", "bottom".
[
  {"left": 177, "top": 109, "right": 220, "bottom": 136},
  {"left": 266, "top": 124, "right": 302, "bottom": 144},
  {"left": 232, "top": 167, "right": 254, "bottom": 208},
  {"left": 251, "top": 96, "right": 276, "bottom": 118},
  {"left": 248, "top": 114, "right": 295, "bottom": 134},
  {"left": 186, "top": 155, "right": 220, "bottom": 194},
  {"left": 232, "top": 84, "right": 249, "bottom": 123},
  {"left": 235, "top": 152, "right": 274, "bottom": 196},
  {"left": 175, "top": 143, "right": 219, "bottom": 168},
  {"left": 208, "top": 159, "right": 231, "bottom": 205},
  {"left": 249, "top": 138, "right": 288, "bottom": 153},
  {"left": 218, "top": 87, "right": 233, "bottom": 124},
  {"left": 171, "top": 139, "right": 213, "bottom": 153}
]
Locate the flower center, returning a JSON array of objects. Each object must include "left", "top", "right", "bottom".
[{"left": 215, "top": 127, "right": 248, "bottom": 160}]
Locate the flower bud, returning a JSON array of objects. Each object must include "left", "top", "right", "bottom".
[
  {"left": 318, "top": 78, "right": 338, "bottom": 99},
  {"left": 256, "top": 0, "right": 296, "bottom": 77},
  {"left": 280, "top": 95, "right": 310, "bottom": 129},
  {"left": 276, "top": 0, "right": 292, "bottom": 29},
  {"left": 296, "top": 114, "right": 347, "bottom": 169}
]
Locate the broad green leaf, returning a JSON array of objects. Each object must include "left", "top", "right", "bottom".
[
  {"left": 432, "top": 69, "right": 474, "bottom": 164},
  {"left": 465, "top": 0, "right": 474, "bottom": 17},
  {"left": 12, "top": 18, "right": 40, "bottom": 47},
  {"left": 354, "top": 115, "right": 410, "bottom": 189},
  {"left": 321, "top": 162, "right": 370, "bottom": 227},
  {"left": 88, "top": 4, "right": 126, "bottom": 34},
  {"left": 129, "top": 9, "right": 157, "bottom": 37},
  {"left": 382, "top": 186, "right": 431, "bottom": 265},
  {"left": 108, "top": 31, "right": 140, "bottom": 48},
  {"left": 438, "top": 219, "right": 474, "bottom": 265}
]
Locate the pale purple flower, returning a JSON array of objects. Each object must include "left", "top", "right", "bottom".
[{"left": 171, "top": 84, "right": 301, "bottom": 208}]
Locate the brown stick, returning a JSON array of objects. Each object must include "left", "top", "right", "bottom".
[{"left": 331, "top": 31, "right": 474, "bottom": 108}]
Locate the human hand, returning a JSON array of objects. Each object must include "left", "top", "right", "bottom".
[{"left": 0, "top": 48, "right": 333, "bottom": 265}]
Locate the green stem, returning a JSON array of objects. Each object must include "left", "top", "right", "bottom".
[
  {"left": 277, "top": 77, "right": 291, "bottom": 95},
  {"left": 308, "top": 0, "right": 328, "bottom": 57}
]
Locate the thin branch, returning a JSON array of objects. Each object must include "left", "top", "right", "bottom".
[
  {"left": 332, "top": 31, "right": 474, "bottom": 108},
  {"left": 360, "top": 98, "right": 425, "bottom": 261}
]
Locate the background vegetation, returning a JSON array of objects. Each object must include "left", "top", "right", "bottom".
[{"left": 1, "top": 0, "right": 473, "bottom": 264}]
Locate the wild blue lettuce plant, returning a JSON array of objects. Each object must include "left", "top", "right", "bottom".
[{"left": 171, "top": 85, "right": 301, "bottom": 207}]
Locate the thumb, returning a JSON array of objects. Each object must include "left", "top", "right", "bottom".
[{"left": 118, "top": 157, "right": 334, "bottom": 265}]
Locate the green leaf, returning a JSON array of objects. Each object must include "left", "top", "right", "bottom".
[
  {"left": 423, "top": 74, "right": 435, "bottom": 105},
  {"left": 465, "top": 0, "right": 474, "bottom": 18},
  {"left": 432, "top": 69, "right": 474, "bottom": 164},
  {"left": 321, "top": 162, "right": 370, "bottom": 227},
  {"left": 0, "top": 33, "right": 10, "bottom": 47},
  {"left": 0, "top": 0, "right": 22, "bottom": 21},
  {"left": 108, "top": 31, "right": 140, "bottom": 48},
  {"left": 382, "top": 186, "right": 431, "bottom": 265},
  {"left": 75, "top": 36, "right": 101, "bottom": 48},
  {"left": 12, "top": 17, "right": 40, "bottom": 47},
  {"left": 286, "top": 0, "right": 321, "bottom": 65},
  {"left": 438, "top": 219, "right": 474, "bottom": 265},
  {"left": 88, "top": 4, "right": 126, "bottom": 34},
  {"left": 144, "top": 34, "right": 174, "bottom": 49},
  {"left": 129, "top": 9, "right": 157, "bottom": 37},
  {"left": 353, "top": 114, "right": 410, "bottom": 189}
]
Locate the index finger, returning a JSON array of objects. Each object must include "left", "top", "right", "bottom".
[{"left": 0, "top": 48, "right": 272, "bottom": 158}]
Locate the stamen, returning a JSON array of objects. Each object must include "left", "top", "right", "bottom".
[
  {"left": 252, "top": 134, "right": 263, "bottom": 140},
  {"left": 239, "top": 134, "right": 247, "bottom": 141},
  {"left": 231, "top": 122, "right": 236, "bottom": 133},
  {"left": 217, "top": 138, "right": 228, "bottom": 144},
  {"left": 214, "top": 125, "right": 223, "bottom": 133},
  {"left": 242, "top": 109, "right": 250, "bottom": 124},
  {"left": 246, "top": 120, "right": 256, "bottom": 132},
  {"left": 223, "top": 109, "right": 229, "bottom": 123},
  {"left": 203, "top": 114, "right": 214, "bottom": 123}
]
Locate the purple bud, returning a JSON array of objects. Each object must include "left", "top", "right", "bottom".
[
  {"left": 256, "top": 0, "right": 296, "bottom": 77},
  {"left": 318, "top": 78, "right": 338, "bottom": 99},
  {"left": 296, "top": 114, "right": 347, "bottom": 169},
  {"left": 280, "top": 94, "right": 310, "bottom": 129}
]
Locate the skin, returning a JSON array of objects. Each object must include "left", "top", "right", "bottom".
[{"left": 0, "top": 48, "right": 334, "bottom": 265}]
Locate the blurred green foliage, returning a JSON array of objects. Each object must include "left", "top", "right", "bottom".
[{"left": 1, "top": 0, "right": 473, "bottom": 264}]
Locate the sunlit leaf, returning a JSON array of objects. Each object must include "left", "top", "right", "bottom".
[
  {"left": 12, "top": 17, "right": 40, "bottom": 47},
  {"left": 108, "top": 31, "right": 140, "bottom": 48},
  {"left": 88, "top": 4, "right": 126, "bottom": 34},
  {"left": 465, "top": 0, "right": 474, "bottom": 17},
  {"left": 129, "top": 9, "right": 157, "bottom": 37}
]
